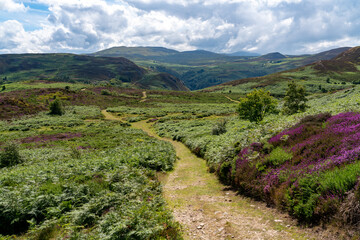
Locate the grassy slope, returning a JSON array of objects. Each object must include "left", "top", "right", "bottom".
[
  {"left": 0, "top": 54, "right": 188, "bottom": 91},
  {"left": 204, "top": 47, "right": 360, "bottom": 96},
  {"left": 0, "top": 82, "right": 235, "bottom": 120}
]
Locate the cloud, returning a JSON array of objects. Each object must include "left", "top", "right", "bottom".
[
  {"left": 0, "top": 0, "right": 360, "bottom": 54},
  {"left": 0, "top": 0, "right": 27, "bottom": 12}
]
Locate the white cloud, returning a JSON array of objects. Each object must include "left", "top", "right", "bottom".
[
  {"left": 0, "top": 0, "right": 359, "bottom": 54},
  {"left": 0, "top": 0, "right": 27, "bottom": 12}
]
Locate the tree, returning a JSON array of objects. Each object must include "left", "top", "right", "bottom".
[
  {"left": 49, "top": 98, "right": 65, "bottom": 115},
  {"left": 283, "top": 81, "right": 308, "bottom": 115},
  {"left": 237, "top": 89, "right": 278, "bottom": 123},
  {"left": 1, "top": 86, "right": 5, "bottom": 91}
]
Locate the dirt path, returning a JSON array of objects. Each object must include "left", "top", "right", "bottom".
[
  {"left": 225, "top": 96, "right": 240, "bottom": 103},
  {"left": 102, "top": 111, "right": 333, "bottom": 240},
  {"left": 140, "top": 91, "right": 147, "bottom": 102},
  {"left": 101, "top": 110, "right": 123, "bottom": 121}
]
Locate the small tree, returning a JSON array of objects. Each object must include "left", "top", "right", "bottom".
[
  {"left": 1, "top": 86, "right": 5, "bottom": 91},
  {"left": 237, "top": 89, "right": 278, "bottom": 123},
  {"left": 283, "top": 81, "right": 308, "bottom": 115},
  {"left": 49, "top": 98, "right": 65, "bottom": 115}
]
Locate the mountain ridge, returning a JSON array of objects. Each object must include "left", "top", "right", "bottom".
[
  {"left": 0, "top": 53, "right": 189, "bottom": 91},
  {"left": 91, "top": 46, "right": 351, "bottom": 90},
  {"left": 203, "top": 46, "right": 359, "bottom": 95}
]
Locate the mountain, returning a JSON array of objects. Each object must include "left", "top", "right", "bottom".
[
  {"left": 91, "top": 46, "right": 350, "bottom": 90},
  {"left": 0, "top": 54, "right": 189, "bottom": 91},
  {"left": 92, "top": 46, "right": 179, "bottom": 59},
  {"left": 203, "top": 46, "right": 360, "bottom": 96},
  {"left": 298, "top": 47, "right": 351, "bottom": 65},
  {"left": 92, "top": 47, "right": 236, "bottom": 65},
  {"left": 257, "top": 52, "right": 287, "bottom": 60},
  {"left": 225, "top": 51, "right": 260, "bottom": 57}
]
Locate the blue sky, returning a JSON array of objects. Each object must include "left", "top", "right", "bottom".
[{"left": 0, "top": 0, "right": 359, "bottom": 54}]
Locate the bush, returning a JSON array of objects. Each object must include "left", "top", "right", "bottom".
[
  {"left": 101, "top": 89, "right": 111, "bottom": 96},
  {"left": 0, "top": 142, "right": 23, "bottom": 168},
  {"left": 49, "top": 98, "right": 65, "bottom": 115},
  {"left": 264, "top": 147, "right": 292, "bottom": 166},
  {"left": 237, "top": 89, "right": 278, "bottom": 123},
  {"left": 212, "top": 119, "right": 227, "bottom": 135}
]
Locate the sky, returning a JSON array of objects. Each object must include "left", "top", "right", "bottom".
[{"left": 0, "top": 0, "right": 359, "bottom": 54}]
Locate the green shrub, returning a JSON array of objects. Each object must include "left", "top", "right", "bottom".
[
  {"left": 101, "top": 89, "right": 111, "bottom": 96},
  {"left": 265, "top": 147, "right": 292, "bottom": 166},
  {"left": 212, "top": 119, "right": 227, "bottom": 135},
  {"left": 49, "top": 98, "right": 65, "bottom": 115},
  {"left": 0, "top": 142, "right": 23, "bottom": 168}
]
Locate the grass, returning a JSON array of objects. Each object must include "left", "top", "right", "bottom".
[{"left": 1, "top": 81, "right": 88, "bottom": 93}]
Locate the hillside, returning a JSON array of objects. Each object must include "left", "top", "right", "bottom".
[
  {"left": 0, "top": 54, "right": 188, "bottom": 91},
  {"left": 1, "top": 73, "right": 360, "bottom": 238},
  {"left": 204, "top": 46, "right": 359, "bottom": 96},
  {"left": 256, "top": 52, "right": 287, "bottom": 60},
  {"left": 92, "top": 46, "right": 350, "bottom": 90},
  {"left": 92, "top": 46, "right": 179, "bottom": 59}
]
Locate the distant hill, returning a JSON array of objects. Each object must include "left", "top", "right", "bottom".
[
  {"left": 91, "top": 46, "right": 350, "bottom": 90},
  {"left": 257, "top": 52, "right": 287, "bottom": 60},
  {"left": 299, "top": 47, "right": 351, "bottom": 65},
  {"left": 92, "top": 47, "right": 237, "bottom": 65},
  {"left": 203, "top": 46, "right": 359, "bottom": 96},
  {"left": 0, "top": 54, "right": 189, "bottom": 91},
  {"left": 225, "top": 51, "right": 260, "bottom": 57},
  {"left": 92, "top": 46, "right": 179, "bottom": 59}
]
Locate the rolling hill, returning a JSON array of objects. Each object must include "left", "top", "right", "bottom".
[
  {"left": 0, "top": 54, "right": 188, "bottom": 91},
  {"left": 91, "top": 46, "right": 350, "bottom": 90},
  {"left": 203, "top": 46, "right": 360, "bottom": 96}
]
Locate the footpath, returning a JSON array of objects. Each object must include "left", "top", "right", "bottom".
[{"left": 103, "top": 111, "right": 333, "bottom": 240}]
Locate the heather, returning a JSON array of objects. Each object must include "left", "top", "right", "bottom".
[
  {"left": 232, "top": 112, "right": 360, "bottom": 221},
  {"left": 154, "top": 86, "right": 360, "bottom": 225}
]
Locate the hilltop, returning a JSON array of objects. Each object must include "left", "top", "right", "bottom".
[
  {"left": 204, "top": 46, "right": 358, "bottom": 96},
  {"left": 92, "top": 46, "right": 350, "bottom": 90},
  {"left": 0, "top": 54, "right": 188, "bottom": 91}
]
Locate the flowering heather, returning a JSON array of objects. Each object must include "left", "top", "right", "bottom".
[
  {"left": 228, "top": 112, "right": 360, "bottom": 222},
  {"left": 21, "top": 132, "right": 82, "bottom": 144}
]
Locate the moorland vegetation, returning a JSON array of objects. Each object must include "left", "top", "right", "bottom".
[{"left": 1, "top": 46, "right": 360, "bottom": 239}]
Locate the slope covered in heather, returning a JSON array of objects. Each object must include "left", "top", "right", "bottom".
[{"left": 0, "top": 54, "right": 188, "bottom": 91}]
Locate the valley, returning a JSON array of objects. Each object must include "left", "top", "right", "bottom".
[{"left": 1, "top": 46, "right": 360, "bottom": 239}]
